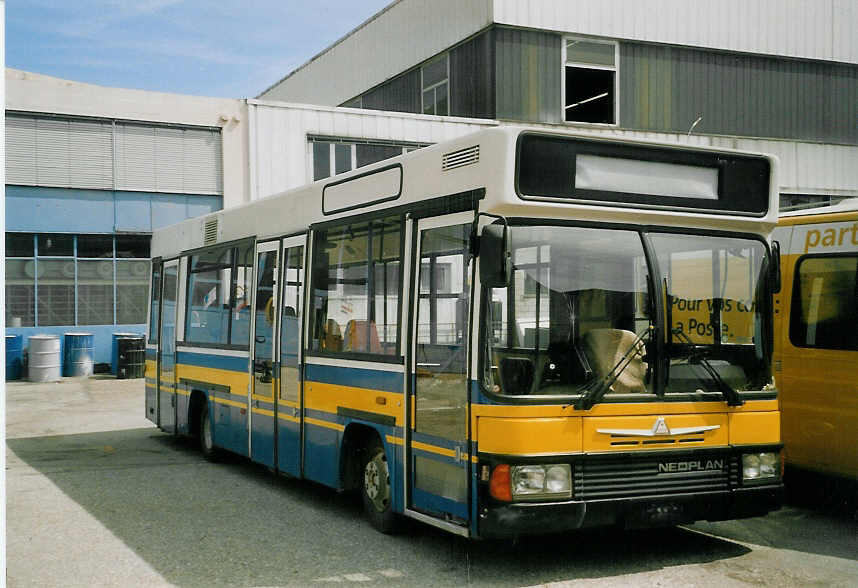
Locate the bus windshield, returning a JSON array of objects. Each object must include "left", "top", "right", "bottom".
[{"left": 483, "top": 225, "right": 772, "bottom": 401}]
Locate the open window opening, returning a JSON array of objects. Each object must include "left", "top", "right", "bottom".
[{"left": 564, "top": 39, "right": 617, "bottom": 125}]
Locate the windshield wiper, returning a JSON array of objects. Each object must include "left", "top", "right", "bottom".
[
  {"left": 671, "top": 327, "right": 744, "bottom": 407},
  {"left": 572, "top": 326, "right": 653, "bottom": 411}
]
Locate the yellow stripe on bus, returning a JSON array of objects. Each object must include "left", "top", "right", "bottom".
[{"left": 305, "top": 417, "right": 345, "bottom": 432}]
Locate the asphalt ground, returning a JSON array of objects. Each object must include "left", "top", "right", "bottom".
[{"left": 5, "top": 377, "right": 858, "bottom": 587}]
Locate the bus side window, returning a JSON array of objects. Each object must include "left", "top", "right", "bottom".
[{"left": 789, "top": 254, "right": 858, "bottom": 351}]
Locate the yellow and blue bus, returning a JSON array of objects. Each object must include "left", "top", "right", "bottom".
[
  {"left": 145, "top": 127, "right": 784, "bottom": 538},
  {"left": 774, "top": 199, "right": 858, "bottom": 482}
]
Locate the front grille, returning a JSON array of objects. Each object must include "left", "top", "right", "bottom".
[{"left": 575, "top": 453, "right": 735, "bottom": 500}]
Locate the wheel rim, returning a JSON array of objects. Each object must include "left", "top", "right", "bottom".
[{"left": 364, "top": 450, "right": 390, "bottom": 513}]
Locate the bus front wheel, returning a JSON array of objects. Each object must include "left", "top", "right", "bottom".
[{"left": 362, "top": 438, "right": 398, "bottom": 533}]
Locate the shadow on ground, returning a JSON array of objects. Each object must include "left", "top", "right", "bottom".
[{"left": 8, "top": 429, "right": 766, "bottom": 587}]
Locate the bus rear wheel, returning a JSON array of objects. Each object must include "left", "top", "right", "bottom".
[
  {"left": 361, "top": 438, "right": 398, "bottom": 533},
  {"left": 199, "top": 402, "right": 221, "bottom": 462}
]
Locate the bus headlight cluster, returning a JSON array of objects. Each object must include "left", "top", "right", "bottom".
[
  {"left": 511, "top": 464, "right": 572, "bottom": 500},
  {"left": 742, "top": 452, "right": 780, "bottom": 481}
]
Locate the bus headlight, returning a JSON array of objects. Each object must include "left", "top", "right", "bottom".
[
  {"left": 742, "top": 452, "right": 780, "bottom": 481},
  {"left": 511, "top": 464, "right": 572, "bottom": 500}
]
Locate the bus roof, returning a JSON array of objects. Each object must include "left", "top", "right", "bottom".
[{"left": 151, "top": 126, "right": 780, "bottom": 259}]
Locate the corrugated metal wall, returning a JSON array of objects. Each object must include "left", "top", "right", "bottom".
[
  {"left": 495, "top": 27, "right": 561, "bottom": 123},
  {"left": 450, "top": 29, "right": 496, "bottom": 119},
  {"left": 247, "top": 102, "right": 495, "bottom": 200},
  {"left": 493, "top": 0, "right": 858, "bottom": 65},
  {"left": 620, "top": 43, "right": 858, "bottom": 144},
  {"left": 362, "top": 69, "right": 421, "bottom": 114}
]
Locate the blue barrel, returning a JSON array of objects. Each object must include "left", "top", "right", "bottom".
[
  {"left": 63, "top": 332, "right": 94, "bottom": 377},
  {"left": 112, "top": 332, "right": 143, "bottom": 375},
  {"left": 6, "top": 335, "right": 23, "bottom": 380}
]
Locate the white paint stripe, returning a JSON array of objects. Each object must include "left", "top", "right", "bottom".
[
  {"left": 305, "top": 356, "right": 405, "bottom": 373},
  {"left": 176, "top": 346, "right": 249, "bottom": 358}
]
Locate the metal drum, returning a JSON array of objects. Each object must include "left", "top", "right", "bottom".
[
  {"left": 116, "top": 335, "right": 146, "bottom": 379},
  {"left": 28, "top": 335, "right": 61, "bottom": 382},
  {"left": 63, "top": 332, "right": 94, "bottom": 377},
  {"left": 112, "top": 332, "right": 142, "bottom": 375},
  {"left": 6, "top": 335, "right": 23, "bottom": 380}
]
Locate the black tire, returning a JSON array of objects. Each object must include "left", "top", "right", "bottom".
[
  {"left": 199, "top": 402, "right": 221, "bottom": 462},
  {"left": 361, "top": 437, "right": 399, "bottom": 534}
]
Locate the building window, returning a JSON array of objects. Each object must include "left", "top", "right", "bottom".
[
  {"left": 310, "top": 137, "right": 430, "bottom": 181},
  {"left": 4, "top": 233, "right": 151, "bottom": 328},
  {"left": 421, "top": 54, "right": 449, "bottom": 116},
  {"left": 564, "top": 39, "right": 617, "bottom": 125}
]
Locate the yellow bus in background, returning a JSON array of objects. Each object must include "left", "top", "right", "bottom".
[{"left": 774, "top": 199, "right": 858, "bottom": 482}]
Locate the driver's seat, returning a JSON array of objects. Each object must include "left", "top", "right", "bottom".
[{"left": 582, "top": 329, "right": 647, "bottom": 394}]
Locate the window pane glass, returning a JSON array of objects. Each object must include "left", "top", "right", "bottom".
[
  {"left": 310, "top": 217, "right": 401, "bottom": 355},
  {"left": 117, "top": 260, "right": 150, "bottom": 324},
  {"left": 230, "top": 244, "right": 254, "bottom": 346},
  {"left": 486, "top": 227, "right": 651, "bottom": 396},
  {"left": 78, "top": 235, "right": 114, "bottom": 258},
  {"left": 790, "top": 255, "right": 858, "bottom": 350},
  {"left": 280, "top": 245, "right": 304, "bottom": 403},
  {"left": 313, "top": 141, "right": 331, "bottom": 181},
  {"left": 566, "top": 40, "right": 615, "bottom": 66},
  {"left": 38, "top": 234, "right": 74, "bottom": 257},
  {"left": 422, "top": 89, "right": 435, "bottom": 115},
  {"left": 5, "top": 259, "right": 35, "bottom": 326},
  {"left": 116, "top": 235, "right": 151, "bottom": 258},
  {"left": 335, "top": 143, "right": 352, "bottom": 175},
  {"left": 37, "top": 260, "right": 75, "bottom": 325},
  {"left": 78, "top": 260, "right": 114, "bottom": 325},
  {"left": 6, "top": 233, "right": 34, "bottom": 257},
  {"left": 149, "top": 264, "right": 161, "bottom": 341},
  {"left": 435, "top": 82, "right": 448, "bottom": 116},
  {"left": 422, "top": 55, "right": 447, "bottom": 88},
  {"left": 186, "top": 247, "right": 232, "bottom": 345},
  {"left": 651, "top": 233, "right": 770, "bottom": 393},
  {"left": 355, "top": 144, "right": 402, "bottom": 168}
]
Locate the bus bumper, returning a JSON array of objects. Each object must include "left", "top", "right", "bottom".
[{"left": 477, "top": 483, "right": 783, "bottom": 539}]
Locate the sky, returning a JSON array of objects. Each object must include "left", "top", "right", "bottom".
[{"left": 6, "top": 0, "right": 393, "bottom": 99}]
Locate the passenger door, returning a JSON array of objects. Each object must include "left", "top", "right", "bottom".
[
  {"left": 407, "top": 215, "right": 473, "bottom": 527},
  {"left": 250, "top": 241, "right": 279, "bottom": 467},
  {"left": 277, "top": 238, "right": 306, "bottom": 477},
  {"left": 157, "top": 260, "right": 179, "bottom": 433}
]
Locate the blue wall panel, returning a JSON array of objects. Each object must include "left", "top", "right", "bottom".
[
  {"left": 7, "top": 186, "right": 115, "bottom": 233},
  {"left": 114, "top": 192, "right": 153, "bottom": 232},
  {"left": 6, "top": 186, "right": 223, "bottom": 234}
]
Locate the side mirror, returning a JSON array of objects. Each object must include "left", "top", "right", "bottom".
[
  {"left": 479, "top": 224, "right": 512, "bottom": 288},
  {"left": 770, "top": 240, "right": 782, "bottom": 294}
]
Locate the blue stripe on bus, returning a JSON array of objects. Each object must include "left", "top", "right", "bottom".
[
  {"left": 304, "top": 363, "right": 403, "bottom": 393},
  {"left": 176, "top": 350, "right": 248, "bottom": 372}
]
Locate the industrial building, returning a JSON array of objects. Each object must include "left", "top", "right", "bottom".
[
  {"left": 260, "top": 0, "right": 858, "bottom": 209},
  {"left": 4, "top": 69, "right": 247, "bottom": 365}
]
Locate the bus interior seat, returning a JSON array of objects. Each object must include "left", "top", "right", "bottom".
[
  {"left": 343, "top": 320, "right": 382, "bottom": 354},
  {"left": 323, "top": 319, "right": 343, "bottom": 351},
  {"left": 582, "top": 328, "right": 647, "bottom": 394}
]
